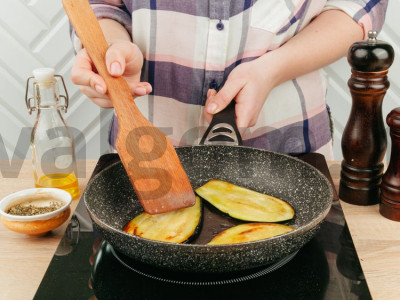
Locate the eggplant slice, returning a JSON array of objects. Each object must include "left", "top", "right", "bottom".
[
  {"left": 123, "top": 196, "right": 202, "bottom": 243},
  {"left": 195, "top": 179, "right": 294, "bottom": 222},
  {"left": 208, "top": 223, "right": 294, "bottom": 245}
]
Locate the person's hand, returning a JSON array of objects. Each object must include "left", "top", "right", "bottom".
[
  {"left": 204, "top": 57, "right": 277, "bottom": 130},
  {"left": 71, "top": 39, "right": 152, "bottom": 108}
]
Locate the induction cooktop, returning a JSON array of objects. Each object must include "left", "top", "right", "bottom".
[{"left": 33, "top": 153, "right": 370, "bottom": 300}]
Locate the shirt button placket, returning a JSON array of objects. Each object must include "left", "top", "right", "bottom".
[{"left": 203, "top": 1, "right": 228, "bottom": 103}]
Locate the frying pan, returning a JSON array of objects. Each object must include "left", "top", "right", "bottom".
[{"left": 84, "top": 104, "right": 333, "bottom": 272}]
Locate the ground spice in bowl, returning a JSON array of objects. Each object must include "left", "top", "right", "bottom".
[
  {"left": 0, "top": 188, "right": 72, "bottom": 235},
  {"left": 7, "top": 201, "right": 63, "bottom": 216},
  {"left": 4, "top": 192, "right": 65, "bottom": 217}
]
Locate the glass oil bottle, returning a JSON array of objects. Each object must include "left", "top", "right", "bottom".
[{"left": 26, "top": 68, "right": 80, "bottom": 199}]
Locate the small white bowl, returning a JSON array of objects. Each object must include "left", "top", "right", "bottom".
[{"left": 0, "top": 188, "right": 72, "bottom": 235}]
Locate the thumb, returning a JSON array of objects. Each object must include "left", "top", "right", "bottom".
[
  {"left": 205, "top": 78, "right": 245, "bottom": 115},
  {"left": 105, "top": 41, "right": 143, "bottom": 77}
]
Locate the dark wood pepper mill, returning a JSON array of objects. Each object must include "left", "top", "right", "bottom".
[
  {"left": 339, "top": 31, "right": 394, "bottom": 206},
  {"left": 380, "top": 108, "right": 400, "bottom": 221}
]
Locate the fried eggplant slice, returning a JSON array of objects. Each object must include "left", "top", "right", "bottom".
[
  {"left": 195, "top": 179, "right": 294, "bottom": 222},
  {"left": 123, "top": 196, "right": 202, "bottom": 243},
  {"left": 207, "top": 223, "right": 294, "bottom": 245}
]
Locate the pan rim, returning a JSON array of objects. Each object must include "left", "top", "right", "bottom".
[{"left": 84, "top": 146, "right": 333, "bottom": 250}]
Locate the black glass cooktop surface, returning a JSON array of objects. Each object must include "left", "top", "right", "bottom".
[{"left": 33, "top": 154, "right": 370, "bottom": 300}]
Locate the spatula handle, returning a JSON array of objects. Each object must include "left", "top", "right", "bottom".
[{"left": 62, "top": 0, "right": 141, "bottom": 119}]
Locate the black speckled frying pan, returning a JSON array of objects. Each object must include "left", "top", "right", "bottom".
[{"left": 84, "top": 103, "right": 333, "bottom": 272}]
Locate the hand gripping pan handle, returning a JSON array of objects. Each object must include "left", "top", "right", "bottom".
[{"left": 200, "top": 102, "right": 243, "bottom": 146}]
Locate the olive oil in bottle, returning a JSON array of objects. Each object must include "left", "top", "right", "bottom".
[
  {"left": 26, "top": 68, "right": 80, "bottom": 199},
  {"left": 34, "top": 173, "right": 80, "bottom": 199}
]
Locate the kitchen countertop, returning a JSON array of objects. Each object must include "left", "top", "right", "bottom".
[{"left": 0, "top": 160, "right": 399, "bottom": 300}]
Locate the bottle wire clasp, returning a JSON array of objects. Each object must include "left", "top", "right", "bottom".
[{"left": 25, "top": 74, "right": 69, "bottom": 114}]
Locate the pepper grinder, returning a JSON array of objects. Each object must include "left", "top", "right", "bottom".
[
  {"left": 339, "top": 31, "right": 394, "bottom": 205},
  {"left": 380, "top": 108, "right": 400, "bottom": 221}
]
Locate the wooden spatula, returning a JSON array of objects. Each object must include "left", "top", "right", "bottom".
[{"left": 62, "top": 0, "right": 196, "bottom": 214}]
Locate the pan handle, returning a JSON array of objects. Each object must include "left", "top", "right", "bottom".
[{"left": 200, "top": 102, "right": 243, "bottom": 146}]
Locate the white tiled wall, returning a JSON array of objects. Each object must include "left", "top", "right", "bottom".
[
  {"left": 0, "top": 0, "right": 113, "bottom": 162},
  {"left": 0, "top": 0, "right": 399, "bottom": 162}
]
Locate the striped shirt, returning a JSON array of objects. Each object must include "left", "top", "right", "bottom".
[{"left": 72, "top": 0, "right": 387, "bottom": 160}]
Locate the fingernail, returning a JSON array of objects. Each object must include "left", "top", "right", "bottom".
[
  {"left": 207, "top": 103, "right": 217, "bottom": 114},
  {"left": 134, "top": 86, "right": 147, "bottom": 95},
  {"left": 110, "top": 62, "right": 121, "bottom": 75},
  {"left": 95, "top": 84, "right": 104, "bottom": 94}
]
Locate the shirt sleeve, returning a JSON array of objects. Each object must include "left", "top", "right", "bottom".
[
  {"left": 323, "top": 0, "right": 388, "bottom": 39},
  {"left": 70, "top": 0, "right": 132, "bottom": 52}
]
